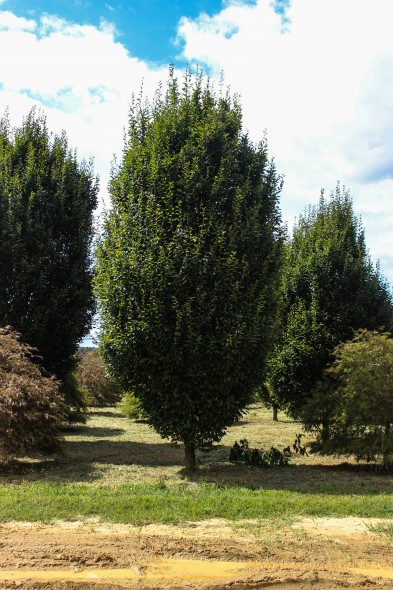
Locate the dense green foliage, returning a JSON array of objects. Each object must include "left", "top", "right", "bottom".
[
  {"left": 308, "top": 330, "right": 393, "bottom": 465},
  {"left": 268, "top": 186, "right": 393, "bottom": 421},
  {"left": 0, "top": 326, "right": 65, "bottom": 460},
  {"left": 0, "top": 109, "right": 98, "bottom": 400},
  {"left": 95, "top": 69, "right": 283, "bottom": 468},
  {"left": 76, "top": 350, "right": 121, "bottom": 407},
  {"left": 119, "top": 391, "right": 147, "bottom": 420},
  {"left": 229, "top": 439, "right": 289, "bottom": 467}
]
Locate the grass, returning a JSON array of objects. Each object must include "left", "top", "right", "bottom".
[
  {"left": 0, "top": 404, "right": 392, "bottom": 523},
  {"left": 0, "top": 481, "right": 392, "bottom": 524},
  {"left": 368, "top": 522, "right": 393, "bottom": 541}
]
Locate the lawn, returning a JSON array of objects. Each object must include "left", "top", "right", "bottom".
[{"left": 0, "top": 404, "right": 392, "bottom": 523}]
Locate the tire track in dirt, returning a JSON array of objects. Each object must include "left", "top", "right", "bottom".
[{"left": 0, "top": 518, "right": 392, "bottom": 589}]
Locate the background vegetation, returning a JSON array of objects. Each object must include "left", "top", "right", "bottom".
[{"left": 0, "top": 109, "right": 98, "bottom": 410}]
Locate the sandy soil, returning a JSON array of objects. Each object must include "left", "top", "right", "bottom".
[{"left": 0, "top": 517, "right": 392, "bottom": 589}]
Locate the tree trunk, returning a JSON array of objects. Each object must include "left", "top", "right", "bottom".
[
  {"left": 184, "top": 442, "right": 196, "bottom": 470},
  {"left": 272, "top": 403, "right": 278, "bottom": 422},
  {"left": 321, "top": 418, "right": 330, "bottom": 444},
  {"left": 383, "top": 420, "right": 391, "bottom": 467}
]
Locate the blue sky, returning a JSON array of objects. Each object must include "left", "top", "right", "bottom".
[
  {"left": 0, "top": 0, "right": 392, "bottom": 303},
  {"left": 4, "top": 0, "right": 257, "bottom": 65}
]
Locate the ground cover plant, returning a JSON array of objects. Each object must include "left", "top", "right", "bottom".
[{"left": 0, "top": 404, "right": 392, "bottom": 524}]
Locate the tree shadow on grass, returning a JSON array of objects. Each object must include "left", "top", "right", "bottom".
[
  {"left": 0, "top": 439, "right": 186, "bottom": 484},
  {"left": 88, "top": 410, "right": 125, "bottom": 418},
  {"left": 70, "top": 426, "right": 126, "bottom": 438},
  {"left": 1, "top": 435, "right": 392, "bottom": 493},
  {"left": 181, "top": 444, "right": 393, "bottom": 495},
  {"left": 62, "top": 439, "right": 184, "bottom": 467}
]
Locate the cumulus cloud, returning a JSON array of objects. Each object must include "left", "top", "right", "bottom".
[
  {"left": 0, "top": 10, "right": 166, "bottom": 204},
  {"left": 0, "top": 1, "right": 392, "bottom": 285},
  {"left": 177, "top": 0, "right": 393, "bottom": 284}
]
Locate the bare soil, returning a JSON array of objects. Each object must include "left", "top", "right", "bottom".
[{"left": 0, "top": 517, "right": 392, "bottom": 589}]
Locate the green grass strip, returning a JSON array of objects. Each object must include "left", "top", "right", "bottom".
[{"left": 0, "top": 482, "right": 392, "bottom": 524}]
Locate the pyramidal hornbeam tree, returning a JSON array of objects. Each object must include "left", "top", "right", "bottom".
[
  {"left": 0, "top": 109, "right": 98, "bottom": 408},
  {"left": 95, "top": 69, "right": 284, "bottom": 469}
]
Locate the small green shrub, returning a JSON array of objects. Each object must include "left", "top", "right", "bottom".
[
  {"left": 119, "top": 392, "right": 147, "bottom": 420},
  {"left": 291, "top": 433, "right": 308, "bottom": 456},
  {"left": 229, "top": 439, "right": 289, "bottom": 467},
  {"left": 304, "top": 330, "right": 393, "bottom": 466}
]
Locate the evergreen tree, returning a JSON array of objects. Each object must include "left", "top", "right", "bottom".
[
  {"left": 268, "top": 185, "right": 393, "bottom": 423},
  {"left": 0, "top": 109, "right": 98, "bottom": 400},
  {"left": 95, "top": 69, "right": 284, "bottom": 469}
]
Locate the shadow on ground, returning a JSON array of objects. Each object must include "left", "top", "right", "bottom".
[
  {"left": 182, "top": 458, "right": 393, "bottom": 494},
  {"left": 1, "top": 437, "right": 392, "bottom": 494},
  {"left": 0, "top": 438, "right": 186, "bottom": 484},
  {"left": 88, "top": 410, "right": 126, "bottom": 418},
  {"left": 1, "top": 406, "right": 392, "bottom": 493},
  {"left": 69, "top": 426, "right": 126, "bottom": 438}
]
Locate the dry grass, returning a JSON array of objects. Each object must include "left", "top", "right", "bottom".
[{"left": 1, "top": 404, "right": 392, "bottom": 497}]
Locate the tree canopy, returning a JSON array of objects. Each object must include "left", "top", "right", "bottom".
[
  {"left": 268, "top": 185, "right": 393, "bottom": 421},
  {"left": 310, "top": 330, "right": 393, "bottom": 466},
  {"left": 0, "top": 109, "right": 98, "bottom": 399},
  {"left": 95, "top": 69, "right": 284, "bottom": 468}
]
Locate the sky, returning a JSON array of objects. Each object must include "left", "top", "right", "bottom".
[{"left": 0, "top": 0, "right": 392, "bottom": 305}]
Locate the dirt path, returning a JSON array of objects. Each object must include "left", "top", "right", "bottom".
[{"left": 0, "top": 517, "right": 392, "bottom": 589}]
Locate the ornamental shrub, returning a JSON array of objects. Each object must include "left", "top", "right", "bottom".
[{"left": 0, "top": 326, "right": 65, "bottom": 460}]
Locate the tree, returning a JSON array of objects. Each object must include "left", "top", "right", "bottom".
[
  {"left": 76, "top": 350, "right": 121, "bottom": 407},
  {"left": 307, "top": 330, "right": 393, "bottom": 466},
  {"left": 268, "top": 186, "right": 393, "bottom": 423},
  {"left": 95, "top": 69, "right": 284, "bottom": 469},
  {"left": 0, "top": 109, "right": 98, "bottom": 404},
  {"left": 0, "top": 326, "right": 65, "bottom": 460},
  {"left": 257, "top": 382, "right": 280, "bottom": 421}
]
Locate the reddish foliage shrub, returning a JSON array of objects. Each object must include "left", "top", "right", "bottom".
[
  {"left": 76, "top": 350, "right": 121, "bottom": 407},
  {"left": 0, "top": 326, "right": 66, "bottom": 460}
]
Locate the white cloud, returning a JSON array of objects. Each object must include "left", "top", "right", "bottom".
[
  {"left": 0, "top": 10, "right": 36, "bottom": 31},
  {"left": 177, "top": 0, "right": 393, "bottom": 285},
  {"left": 0, "top": 11, "right": 166, "bottom": 206},
  {"left": 0, "top": 2, "right": 392, "bottom": 287}
]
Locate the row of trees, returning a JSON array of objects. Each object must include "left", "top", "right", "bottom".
[
  {"left": 268, "top": 188, "right": 392, "bottom": 420},
  {"left": 94, "top": 69, "right": 393, "bottom": 468},
  {"left": 1, "top": 69, "right": 392, "bottom": 466}
]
